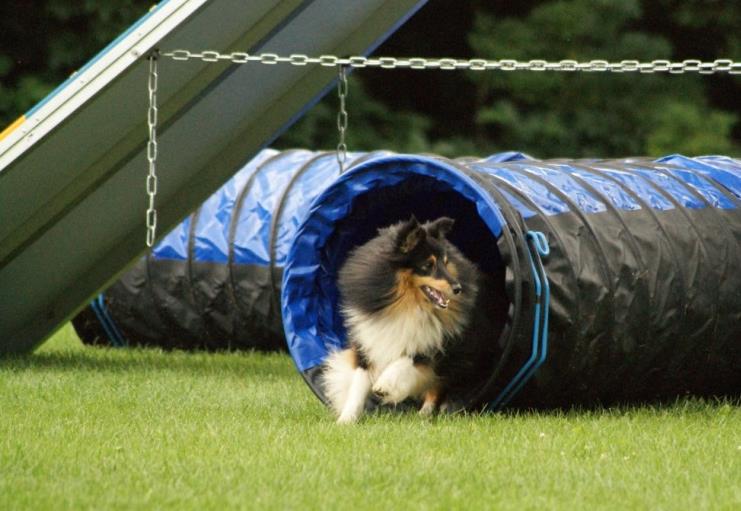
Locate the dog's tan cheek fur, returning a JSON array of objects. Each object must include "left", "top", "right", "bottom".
[
  {"left": 440, "top": 261, "right": 469, "bottom": 324},
  {"left": 391, "top": 270, "right": 432, "bottom": 311},
  {"left": 411, "top": 270, "right": 468, "bottom": 331},
  {"left": 412, "top": 274, "right": 455, "bottom": 298},
  {"left": 393, "top": 269, "right": 466, "bottom": 331}
]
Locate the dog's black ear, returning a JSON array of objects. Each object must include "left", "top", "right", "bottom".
[
  {"left": 427, "top": 217, "right": 455, "bottom": 239},
  {"left": 397, "top": 215, "right": 425, "bottom": 253}
]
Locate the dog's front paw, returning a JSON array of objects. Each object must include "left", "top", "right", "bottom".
[
  {"left": 337, "top": 411, "right": 360, "bottom": 424},
  {"left": 372, "top": 358, "right": 416, "bottom": 404},
  {"left": 418, "top": 400, "right": 437, "bottom": 417},
  {"left": 372, "top": 379, "right": 409, "bottom": 404}
]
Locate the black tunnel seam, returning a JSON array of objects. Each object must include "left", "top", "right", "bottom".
[
  {"left": 266, "top": 151, "right": 379, "bottom": 305},
  {"left": 144, "top": 248, "right": 188, "bottom": 347},
  {"left": 627, "top": 164, "right": 720, "bottom": 342},
  {"left": 565, "top": 163, "right": 680, "bottom": 382},
  {"left": 296, "top": 155, "right": 527, "bottom": 409},
  {"left": 582, "top": 163, "right": 689, "bottom": 295},
  {"left": 267, "top": 152, "right": 340, "bottom": 323},
  {"left": 481, "top": 171, "right": 583, "bottom": 400},
  {"left": 186, "top": 205, "right": 209, "bottom": 342},
  {"left": 227, "top": 150, "right": 306, "bottom": 340},
  {"left": 674, "top": 168, "right": 741, "bottom": 243},
  {"left": 652, "top": 165, "right": 739, "bottom": 341},
  {"left": 559, "top": 164, "right": 649, "bottom": 287},
  {"left": 450, "top": 161, "right": 532, "bottom": 409},
  {"left": 654, "top": 164, "right": 741, "bottom": 360},
  {"left": 557, "top": 165, "right": 650, "bottom": 337},
  {"left": 617, "top": 162, "right": 738, "bottom": 370},
  {"left": 507, "top": 165, "right": 617, "bottom": 374},
  {"left": 622, "top": 164, "right": 716, "bottom": 283}
]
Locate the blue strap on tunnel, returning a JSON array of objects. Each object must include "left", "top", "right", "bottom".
[
  {"left": 89, "top": 293, "right": 127, "bottom": 347},
  {"left": 489, "top": 231, "right": 550, "bottom": 409}
]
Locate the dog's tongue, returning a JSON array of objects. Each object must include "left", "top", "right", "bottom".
[{"left": 422, "top": 285, "right": 449, "bottom": 309}]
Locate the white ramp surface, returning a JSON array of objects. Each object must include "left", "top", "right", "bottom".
[{"left": 0, "top": 0, "right": 427, "bottom": 353}]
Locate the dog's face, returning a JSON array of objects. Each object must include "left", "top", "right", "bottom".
[{"left": 393, "top": 216, "right": 462, "bottom": 309}]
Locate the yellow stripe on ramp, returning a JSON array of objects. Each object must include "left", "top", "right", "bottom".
[{"left": 0, "top": 116, "right": 26, "bottom": 142}]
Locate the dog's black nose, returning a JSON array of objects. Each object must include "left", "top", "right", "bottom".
[{"left": 452, "top": 283, "right": 462, "bottom": 294}]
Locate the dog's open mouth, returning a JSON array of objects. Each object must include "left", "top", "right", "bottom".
[{"left": 421, "top": 285, "right": 450, "bottom": 309}]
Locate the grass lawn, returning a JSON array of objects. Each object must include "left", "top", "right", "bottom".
[{"left": 1, "top": 325, "right": 739, "bottom": 510}]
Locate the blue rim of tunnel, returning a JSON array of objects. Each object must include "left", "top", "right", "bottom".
[
  {"left": 281, "top": 154, "right": 509, "bottom": 373},
  {"left": 489, "top": 231, "right": 550, "bottom": 409},
  {"left": 90, "top": 293, "right": 126, "bottom": 347}
]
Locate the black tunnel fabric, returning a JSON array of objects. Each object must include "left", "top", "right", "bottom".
[
  {"left": 73, "top": 149, "right": 741, "bottom": 409},
  {"left": 281, "top": 152, "right": 741, "bottom": 409}
]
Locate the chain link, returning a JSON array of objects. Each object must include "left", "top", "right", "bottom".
[
  {"left": 336, "top": 65, "right": 349, "bottom": 174},
  {"left": 149, "top": 49, "right": 739, "bottom": 237},
  {"left": 146, "top": 53, "right": 159, "bottom": 248},
  {"left": 162, "top": 50, "right": 741, "bottom": 74}
]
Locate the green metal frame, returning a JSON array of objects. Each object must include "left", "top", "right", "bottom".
[{"left": 0, "top": 0, "right": 427, "bottom": 353}]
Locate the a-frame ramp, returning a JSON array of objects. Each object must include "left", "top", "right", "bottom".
[{"left": 0, "top": 0, "right": 427, "bottom": 353}]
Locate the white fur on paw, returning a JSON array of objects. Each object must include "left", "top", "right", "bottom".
[
  {"left": 334, "top": 367, "right": 372, "bottom": 424},
  {"left": 337, "top": 412, "right": 360, "bottom": 424},
  {"left": 372, "top": 358, "right": 417, "bottom": 404},
  {"left": 418, "top": 400, "right": 436, "bottom": 416}
]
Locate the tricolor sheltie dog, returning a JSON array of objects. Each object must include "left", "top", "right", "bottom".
[{"left": 321, "top": 215, "right": 504, "bottom": 423}]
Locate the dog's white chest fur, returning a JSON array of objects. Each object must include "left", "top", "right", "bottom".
[{"left": 344, "top": 305, "right": 445, "bottom": 371}]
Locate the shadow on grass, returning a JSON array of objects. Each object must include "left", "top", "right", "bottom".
[
  {"left": 490, "top": 395, "right": 741, "bottom": 418},
  {"left": 0, "top": 347, "right": 296, "bottom": 378},
  {"left": 3, "top": 348, "right": 737, "bottom": 419},
  {"left": 365, "top": 393, "right": 740, "bottom": 421}
]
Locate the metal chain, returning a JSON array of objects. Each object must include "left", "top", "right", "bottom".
[
  {"left": 336, "top": 65, "right": 349, "bottom": 174},
  {"left": 146, "top": 53, "right": 159, "bottom": 248},
  {"left": 162, "top": 49, "right": 741, "bottom": 74},
  {"left": 146, "top": 49, "right": 739, "bottom": 241}
]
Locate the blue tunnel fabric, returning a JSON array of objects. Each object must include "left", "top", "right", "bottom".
[
  {"left": 280, "top": 152, "right": 741, "bottom": 408},
  {"left": 281, "top": 155, "right": 510, "bottom": 373},
  {"left": 72, "top": 149, "right": 741, "bottom": 409}
]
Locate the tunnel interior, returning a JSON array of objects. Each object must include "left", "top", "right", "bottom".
[{"left": 290, "top": 164, "right": 514, "bottom": 406}]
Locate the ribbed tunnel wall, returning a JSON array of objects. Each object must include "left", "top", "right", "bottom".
[
  {"left": 74, "top": 149, "right": 741, "bottom": 409},
  {"left": 282, "top": 153, "right": 741, "bottom": 408},
  {"left": 74, "top": 149, "right": 389, "bottom": 350}
]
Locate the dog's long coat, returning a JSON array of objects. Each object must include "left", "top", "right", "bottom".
[{"left": 321, "top": 216, "right": 484, "bottom": 423}]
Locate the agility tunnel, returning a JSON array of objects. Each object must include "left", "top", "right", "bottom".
[
  {"left": 72, "top": 149, "right": 389, "bottom": 351},
  {"left": 74, "top": 149, "right": 741, "bottom": 409}
]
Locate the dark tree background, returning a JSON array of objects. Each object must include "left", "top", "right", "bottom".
[{"left": 1, "top": 0, "right": 739, "bottom": 157}]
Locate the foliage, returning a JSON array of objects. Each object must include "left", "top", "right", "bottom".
[
  {"left": 467, "top": 0, "right": 739, "bottom": 157},
  {"left": 0, "top": 1, "right": 152, "bottom": 124},
  {"left": 1, "top": 1, "right": 739, "bottom": 157},
  {"left": 646, "top": 99, "right": 737, "bottom": 155},
  {"left": 284, "top": 0, "right": 740, "bottom": 157},
  {"left": 275, "top": 77, "right": 435, "bottom": 154}
]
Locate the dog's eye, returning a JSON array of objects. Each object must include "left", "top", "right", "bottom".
[{"left": 420, "top": 262, "right": 433, "bottom": 272}]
